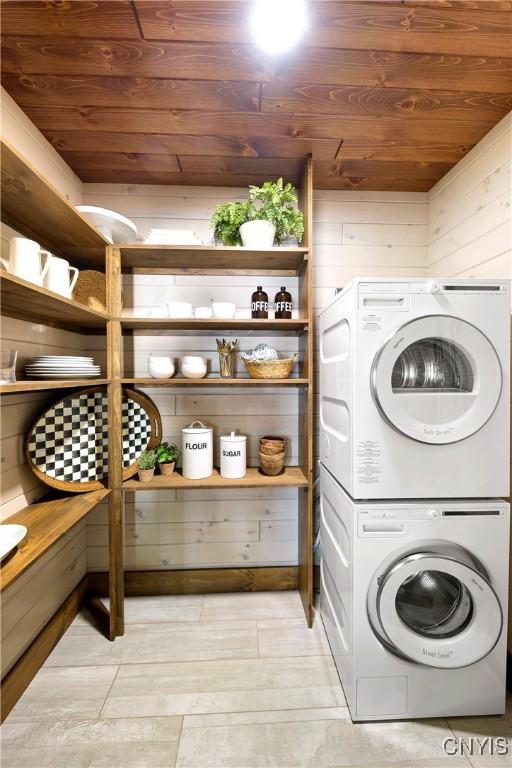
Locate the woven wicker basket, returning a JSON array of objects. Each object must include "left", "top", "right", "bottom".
[
  {"left": 72, "top": 270, "right": 107, "bottom": 313},
  {"left": 241, "top": 353, "right": 298, "bottom": 379}
]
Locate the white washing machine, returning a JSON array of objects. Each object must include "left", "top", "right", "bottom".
[
  {"left": 319, "top": 464, "right": 510, "bottom": 721},
  {"left": 319, "top": 278, "right": 510, "bottom": 499}
]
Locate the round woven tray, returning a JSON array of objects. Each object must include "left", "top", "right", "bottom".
[{"left": 241, "top": 353, "right": 298, "bottom": 379}]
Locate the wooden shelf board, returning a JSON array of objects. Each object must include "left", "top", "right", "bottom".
[
  {"left": 120, "top": 317, "right": 307, "bottom": 332},
  {"left": 123, "top": 467, "right": 308, "bottom": 491},
  {"left": 122, "top": 377, "right": 308, "bottom": 387},
  {"left": 0, "top": 489, "right": 110, "bottom": 593},
  {"left": 0, "top": 379, "right": 110, "bottom": 395},
  {"left": 0, "top": 271, "right": 109, "bottom": 331},
  {"left": 119, "top": 244, "right": 308, "bottom": 273},
  {"left": 1, "top": 140, "right": 108, "bottom": 266}
]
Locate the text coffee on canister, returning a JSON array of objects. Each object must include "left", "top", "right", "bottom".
[
  {"left": 182, "top": 420, "right": 213, "bottom": 479},
  {"left": 220, "top": 431, "right": 247, "bottom": 479}
]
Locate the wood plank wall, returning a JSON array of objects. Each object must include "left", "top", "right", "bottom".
[
  {"left": 82, "top": 182, "right": 428, "bottom": 573},
  {"left": 427, "top": 111, "right": 512, "bottom": 651}
]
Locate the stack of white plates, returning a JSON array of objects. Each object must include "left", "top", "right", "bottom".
[{"left": 25, "top": 356, "right": 102, "bottom": 379}]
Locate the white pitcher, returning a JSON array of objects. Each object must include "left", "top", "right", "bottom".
[
  {"left": 2, "top": 237, "right": 51, "bottom": 286},
  {"left": 44, "top": 255, "right": 79, "bottom": 298}
]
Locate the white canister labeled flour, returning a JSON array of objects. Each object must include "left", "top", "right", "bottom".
[
  {"left": 182, "top": 420, "right": 213, "bottom": 479},
  {"left": 220, "top": 432, "right": 246, "bottom": 479}
]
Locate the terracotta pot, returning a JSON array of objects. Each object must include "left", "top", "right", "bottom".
[
  {"left": 138, "top": 467, "right": 155, "bottom": 483},
  {"left": 159, "top": 461, "right": 176, "bottom": 476}
]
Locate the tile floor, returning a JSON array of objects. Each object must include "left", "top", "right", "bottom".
[{"left": 1, "top": 591, "right": 511, "bottom": 767}]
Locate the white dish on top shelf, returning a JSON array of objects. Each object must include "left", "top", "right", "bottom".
[
  {"left": 76, "top": 206, "right": 137, "bottom": 244},
  {"left": 144, "top": 229, "right": 202, "bottom": 245},
  {"left": 0, "top": 524, "right": 27, "bottom": 561}
]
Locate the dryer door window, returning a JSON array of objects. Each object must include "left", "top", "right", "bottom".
[
  {"left": 376, "top": 553, "right": 502, "bottom": 668},
  {"left": 371, "top": 315, "right": 502, "bottom": 444}
]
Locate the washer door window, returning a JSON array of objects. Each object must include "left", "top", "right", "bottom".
[
  {"left": 371, "top": 315, "right": 502, "bottom": 444},
  {"left": 375, "top": 552, "right": 502, "bottom": 668}
]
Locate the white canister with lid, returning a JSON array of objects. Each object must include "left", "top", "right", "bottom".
[
  {"left": 220, "top": 431, "right": 246, "bottom": 479},
  {"left": 182, "top": 420, "right": 213, "bottom": 479}
]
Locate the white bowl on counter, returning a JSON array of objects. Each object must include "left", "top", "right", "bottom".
[
  {"left": 148, "top": 356, "right": 175, "bottom": 379},
  {"left": 211, "top": 302, "right": 236, "bottom": 319},
  {"left": 181, "top": 356, "right": 208, "bottom": 379},
  {"left": 168, "top": 301, "right": 193, "bottom": 318}
]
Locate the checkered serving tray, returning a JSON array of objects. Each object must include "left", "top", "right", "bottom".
[{"left": 26, "top": 387, "right": 161, "bottom": 492}]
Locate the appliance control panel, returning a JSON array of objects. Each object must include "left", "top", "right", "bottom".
[{"left": 357, "top": 505, "right": 507, "bottom": 536}]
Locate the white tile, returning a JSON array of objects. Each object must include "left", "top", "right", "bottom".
[
  {"left": 102, "top": 655, "right": 343, "bottom": 718},
  {"left": 183, "top": 707, "right": 350, "bottom": 728},
  {"left": 175, "top": 717, "right": 456, "bottom": 767},
  {"left": 5, "top": 667, "right": 118, "bottom": 722},
  {"left": 447, "top": 704, "right": 512, "bottom": 767},
  {"left": 201, "top": 591, "right": 305, "bottom": 621},
  {"left": 257, "top": 617, "right": 330, "bottom": 657},
  {"left": 45, "top": 621, "right": 258, "bottom": 666}
]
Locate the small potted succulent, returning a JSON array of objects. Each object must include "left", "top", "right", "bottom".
[
  {"left": 137, "top": 449, "right": 157, "bottom": 482},
  {"left": 210, "top": 179, "right": 304, "bottom": 248},
  {"left": 156, "top": 441, "right": 181, "bottom": 476}
]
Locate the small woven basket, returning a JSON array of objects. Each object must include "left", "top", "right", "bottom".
[
  {"left": 72, "top": 270, "right": 107, "bottom": 313},
  {"left": 241, "top": 353, "right": 298, "bottom": 379}
]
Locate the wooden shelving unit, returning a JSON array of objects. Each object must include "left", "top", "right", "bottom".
[
  {"left": 110, "top": 155, "right": 315, "bottom": 628},
  {"left": 0, "top": 147, "right": 315, "bottom": 644},
  {"left": 0, "top": 271, "right": 109, "bottom": 332},
  {"left": 0, "top": 490, "right": 110, "bottom": 594},
  {"left": 123, "top": 467, "right": 308, "bottom": 491},
  {"left": 120, "top": 244, "right": 308, "bottom": 273},
  {"left": 0, "top": 379, "right": 110, "bottom": 395},
  {"left": 121, "top": 377, "right": 308, "bottom": 387},
  {"left": 120, "top": 317, "right": 308, "bottom": 333},
  {"left": 1, "top": 140, "right": 108, "bottom": 266}
]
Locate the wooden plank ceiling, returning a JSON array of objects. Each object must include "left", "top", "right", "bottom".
[{"left": 1, "top": 0, "right": 511, "bottom": 191}]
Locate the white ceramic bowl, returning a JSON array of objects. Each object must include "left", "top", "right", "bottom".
[
  {"left": 194, "top": 306, "right": 213, "bottom": 319},
  {"left": 148, "top": 356, "right": 175, "bottom": 379},
  {"left": 212, "top": 302, "right": 236, "bottom": 319},
  {"left": 167, "top": 301, "right": 193, "bottom": 318},
  {"left": 181, "top": 356, "right": 208, "bottom": 379}
]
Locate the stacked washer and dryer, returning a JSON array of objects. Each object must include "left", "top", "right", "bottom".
[{"left": 319, "top": 278, "right": 510, "bottom": 721}]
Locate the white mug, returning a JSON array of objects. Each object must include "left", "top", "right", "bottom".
[
  {"left": 2, "top": 238, "right": 51, "bottom": 286},
  {"left": 44, "top": 255, "right": 79, "bottom": 298}
]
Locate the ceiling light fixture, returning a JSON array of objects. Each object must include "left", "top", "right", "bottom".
[{"left": 250, "top": 0, "right": 308, "bottom": 55}]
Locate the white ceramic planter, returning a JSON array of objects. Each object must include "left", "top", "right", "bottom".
[{"left": 240, "top": 220, "right": 275, "bottom": 248}]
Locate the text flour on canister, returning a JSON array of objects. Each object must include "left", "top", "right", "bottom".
[{"left": 182, "top": 420, "right": 213, "bottom": 479}]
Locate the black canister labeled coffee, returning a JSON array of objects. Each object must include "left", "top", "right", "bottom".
[
  {"left": 275, "top": 286, "right": 292, "bottom": 319},
  {"left": 251, "top": 286, "right": 268, "bottom": 318}
]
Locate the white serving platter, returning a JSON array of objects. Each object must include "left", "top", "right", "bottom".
[
  {"left": 0, "top": 524, "right": 27, "bottom": 561},
  {"left": 77, "top": 205, "right": 137, "bottom": 243}
]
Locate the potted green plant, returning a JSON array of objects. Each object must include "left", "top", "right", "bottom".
[
  {"left": 210, "top": 201, "right": 253, "bottom": 246},
  {"left": 210, "top": 179, "right": 304, "bottom": 248},
  {"left": 137, "top": 449, "right": 157, "bottom": 482},
  {"left": 242, "top": 178, "right": 304, "bottom": 247},
  {"left": 156, "top": 441, "right": 181, "bottom": 476}
]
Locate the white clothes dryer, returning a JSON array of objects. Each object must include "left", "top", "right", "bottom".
[
  {"left": 319, "top": 278, "right": 510, "bottom": 499},
  {"left": 319, "top": 464, "right": 510, "bottom": 721}
]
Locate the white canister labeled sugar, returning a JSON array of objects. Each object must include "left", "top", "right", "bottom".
[
  {"left": 182, "top": 420, "right": 213, "bottom": 479},
  {"left": 220, "top": 432, "right": 247, "bottom": 479}
]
